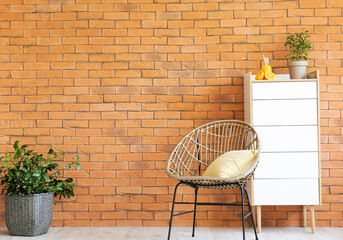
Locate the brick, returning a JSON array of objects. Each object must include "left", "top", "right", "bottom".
[
  {"left": 142, "top": 20, "right": 167, "bottom": 28},
  {"left": 315, "top": 9, "right": 341, "bottom": 16},
  {"left": 301, "top": 17, "right": 328, "bottom": 25},
  {"left": 288, "top": 9, "right": 314, "bottom": 17},
  {"left": 24, "top": 128, "right": 49, "bottom": 136},
  {"left": 327, "top": 0, "right": 343, "bottom": 7},
  {"left": 260, "top": 26, "right": 286, "bottom": 34},
  {"left": 49, "top": 112, "right": 75, "bottom": 120},
  {"left": 195, "top": 20, "right": 219, "bottom": 28},
  {"left": 116, "top": 37, "right": 140, "bottom": 45},
  {"left": 247, "top": 19, "right": 273, "bottom": 27},
  {"left": 182, "top": 12, "right": 207, "bottom": 20},
  {"left": 10, "top": 38, "right": 35, "bottom": 46},
  {"left": 233, "top": 44, "right": 259, "bottom": 52},
  {"left": 63, "top": 220, "right": 90, "bottom": 227},
  {"left": 234, "top": 27, "right": 259, "bottom": 35},
  {"left": 316, "top": 26, "right": 341, "bottom": 33},
  {"left": 274, "top": 17, "right": 301, "bottom": 26},
  {"left": 51, "top": 13, "right": 76, "bottom": 21},
  {"left": 234, "top": 11, "right": 260, "bottom": 19},
  {"left": 219, "top": 3, "right": 244, "bottom": 10}
]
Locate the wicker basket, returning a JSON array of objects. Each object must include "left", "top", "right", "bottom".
[{"left": 5, "top": 192, "right": 53, "bottom": 237}]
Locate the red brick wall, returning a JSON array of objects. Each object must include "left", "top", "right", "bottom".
[{"left": 0, "top": 0, "right": 342, "bottom": 228}]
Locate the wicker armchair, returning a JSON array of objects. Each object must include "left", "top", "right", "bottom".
[{"left": 166, "top": 120, "right": 260, "bottom": 240}]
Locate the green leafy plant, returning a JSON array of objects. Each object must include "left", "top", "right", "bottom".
[
  {"left": 284, "top": 29, "right": 312, "bottom": 61},
  {"left": 0, "top": 141, "right": 80, "bottom": 199}
]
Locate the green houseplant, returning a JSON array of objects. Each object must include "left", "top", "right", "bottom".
[
  {"left": 284, "top": 29, "right": 312, "bottom": 79},
  {"left": 0, "top": 141, "right": 80, "bottom": 236}
]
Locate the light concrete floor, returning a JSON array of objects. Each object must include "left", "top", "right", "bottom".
[{"left": 0, "top": 227, "right": 343, "bottom": 240}]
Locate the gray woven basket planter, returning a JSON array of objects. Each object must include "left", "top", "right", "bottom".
[{"left": 5, "top": 192, "right": 53, "bottom": 237}]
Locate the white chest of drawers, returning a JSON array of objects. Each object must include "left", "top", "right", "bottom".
[{"left": 244, "top": 71, "right": 321, "bottom": 233}]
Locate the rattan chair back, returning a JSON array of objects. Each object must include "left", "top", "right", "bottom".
[{"left": 166, "top": 120, "right": 260, "bottom": 189}]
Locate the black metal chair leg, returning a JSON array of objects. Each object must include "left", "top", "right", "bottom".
[
  {"left": 192, "top": 187, "right": 198, "bottom": 237},
  {"left": 167, "top": 182, "right": 258, "bottom": 240},
  {"left": 243, "top": 186, "right": 259, "bottom": 240},
  {"left": 239, "top": 184, "right": 246, "bottom": 240},
  {"left": 168, "top": 182, "right": 182, "bottom": 240}
]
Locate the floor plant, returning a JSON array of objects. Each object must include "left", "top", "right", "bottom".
[{"left": 0, "top": 141, "right": 80, "bottom": 236}]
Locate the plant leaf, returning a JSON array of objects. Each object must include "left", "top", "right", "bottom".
[
  {"left": 43, "top": 174, "right": 50, "bottom": 181},
  {"left": 13, "top": 141, "right": 19, "bottom": 151},
  {"left": 49, "top": 186, "right": 57, "bottom": 192},
  {"left": 0, "top": 141, "right": 78, "bottom": 199},
  {"left": 65, "top": 178, "right": 73, "bottom": 183},
  {"left": 48, "top": 163, "right": 59, "bottom": 169}
]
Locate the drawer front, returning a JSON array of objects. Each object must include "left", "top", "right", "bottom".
[
  {"left": 255, "top": 126, "right": 318, "bottom": 152},
  {"left": 252, "top": 99, "right": 318, "bottom": 126},
  {"left": 252, "top": 81, "right": 317, "bottom": 100},
  {"left": 253, "top": 179, "right": 320, "bottom": 205},
  {"left": 254, "top": 152, "right": 319, "bottom": 179}
]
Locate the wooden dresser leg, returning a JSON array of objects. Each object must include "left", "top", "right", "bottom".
[
  {"left": 303, "top": 205, "right": 307, "bottom": 228},
  {"left": 256, "top": 205, "right": 261, "bottom": 233},
  {"left": 310, "top": 205, "right": 315, "bottom": 233}
]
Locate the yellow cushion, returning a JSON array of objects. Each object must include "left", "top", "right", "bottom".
[{"left": 202, "top": 150, "right": 257, "bottom": 178}]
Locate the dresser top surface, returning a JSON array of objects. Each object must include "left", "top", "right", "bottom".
[{"left": 244, "top": 70, "right": 319, "bottom": 83}]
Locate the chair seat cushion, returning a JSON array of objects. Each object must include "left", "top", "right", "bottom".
[{"left": 202, "top": 150, "right": 257, "bottom": 178}]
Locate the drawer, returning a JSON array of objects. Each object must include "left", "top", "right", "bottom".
[
  {"left": 252, "top": 99, "right": 318, "bottom": 126},
  {"left": 252, "top": 81, "right": 317, "bottom": 100},
  {"left": 255, "top": 126, "right": 318, "bottom": 152},
  {"left": 253, "top": 179, "right": 320, "bottom": 205},
  {"left": 254, "top": 152, "right": 319, "bottom": 179}
]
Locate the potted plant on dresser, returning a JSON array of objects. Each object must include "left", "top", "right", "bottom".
[
  {"left": 0, "top": 141, "right": 80, "bottom": 237},
  {"left": 284, "top": 29, "right": 312, "bottom": 79}
]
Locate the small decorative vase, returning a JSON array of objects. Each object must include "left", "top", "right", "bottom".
[
  {"left": 5, "top": 192, "right": 53, "bottom": 237},
  {"left": 288, "top": 60, "right": 308, "bottom": 79}
]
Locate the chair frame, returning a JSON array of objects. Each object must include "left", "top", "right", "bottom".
[{"left": 166, "top": 120, "right": 260, "bottom": 240}]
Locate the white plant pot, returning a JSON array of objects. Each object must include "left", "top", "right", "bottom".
[{"left": 288, "top": 61, "right": 308, "bottom": 79}]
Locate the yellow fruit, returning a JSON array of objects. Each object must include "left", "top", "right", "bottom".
[
  {"left": 255, "top": 71, "right": 264, "bottom": 80},
  {"left": 261, "top": 65, "right": 272, "bottom": 73},
  {"left": 265, "top": 71, "right": 276, "bottom": 80}
]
